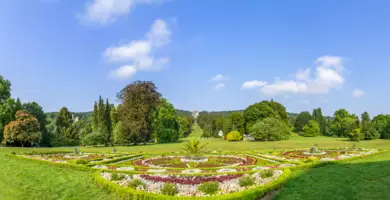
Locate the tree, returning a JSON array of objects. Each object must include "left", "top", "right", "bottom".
[
  {"left": 92, "top": 102, "right": 98, "bottom": 131},
  {"left": 230, "top": 112, "right": 245, "bottom": 135},
  {"left": 348, "top": 128, "right": 363, "bottom": 141},
  {"left": 244, "top": 100, "right": 289, "bottom": 133},
  {"left": 2, "top": 110, "right": 42, "bottom": 147},
  {"left": 23, "top": 102, "right": 49, "bottom": 146},
  {"left": 294, "top": 111, "right": 312, "bottom": 133},
  {"left": 0, "top": 75, "right": 11, "bottom": 103},
  {"left": 249, "top": 118, "right": 290, "bottom": 141},
  {"left": 361, "top": 112, "right": 379, "bottom": 140},
  {"left": 56, "top": 107, "right": 72, "bottom": 129},
  {"left": 82, "top": 132, "right": 106, "bottom": 147},
  {"left": 312, "top": 108, "right": 326, "bottom": 134},
  {"left": 104, "top": 99, "right": 112, "bottom": 145},
  {"left": 372, "top": 114, "right": 390, "bottom": 139},
  {"left": 153, "top": 98, "right": 180, "bottom": 143},
  {"left": 302, "top": 120, "right": 321, "bottom": 137},
  {"left": 113, "top": 121, "right": 126, "bottom": 145},
  {"left": 117, "top": 81, "right": 161, "bottom": 144},
  {"left": 330, "top": 109, "right": 359, "bottom": 137}
]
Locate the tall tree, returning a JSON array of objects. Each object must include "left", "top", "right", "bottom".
[
  {"left": 294, "top": 111, "right": 312, "bottom": 133},
  {"left": 23, "top": 102, "right": 49, "bottom": 146},
  {"left": 153, "top": 98, "right": 180, "bottom": 143},
  {"left": 230, "top": 112, "right": 245, "bottom": 135},
  {"left": 330, "top": 109, "right": 359, "bottom": 137},
  {"left": 361, "top": 112, "right": 379, "bottom": 140},
  {"left": 104, "top": 98, "right": 112, "bottom": 145},
  {"left": 312, "top": 108, "right": 326, "bottom": 134},
  {"left": 302, "top": 120, "right": 321, "bottom": 137},
  {"left": 56, "top": 107, "right": 72, "bottom": 129},
  {"left": 0, "top": 75, "right": 11, "bottom": 103},
  {"left": 92, "top": 101, "right": 98, "bottom": 131},
  {"left": 117, "top": 81, "right": 161, "bottom": 144},
  {"left": 372, "top": 114, "right": 390, "bottom": 139}
]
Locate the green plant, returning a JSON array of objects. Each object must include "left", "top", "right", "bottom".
[
  {"left": 111, "top": 173, "right": 126, "bottom": 181},
  {"left": 186, "top": 162, "right": 199, "bottom": 168},
  {"left": 128, "top": 179, "right": 146, "bottom": 189},
  {"left": 239, "top": 175, "right": 255, "bottom": 187},
  {"left": 74, "top": 159, "right": 88, "bottom": 165},
  {"left": 260, "top": 170, "right": 274, "bottom": 178},
  {"left": 304, "top": 156, "right": 319, "bottom": 163},
  {"left": 226, "top": 131, "right": 242, "bottom": 141},
  {"left": 160, "top": 183, "right": 178, "bottom": 196},
  {"left": 309, "top": 144, "right": 320, "bottom": 153},
  {"left": 182, "top": 140, "right": 208, "bottom": 154},
  {"left": 197, "top": 181, "right": 219, "bottom": 195},
  {"left": 73, "top": 148, "right": 79, "bottom": 155}
]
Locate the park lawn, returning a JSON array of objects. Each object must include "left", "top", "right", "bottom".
[{"left": 1, "top": 130, "right": 390, "bottom": 200}]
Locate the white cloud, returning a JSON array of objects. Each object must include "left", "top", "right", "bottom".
[
  {"left": 110, "top": 65, "right": 137, "bottom": 79},
  {"left": 214, "top": 83, "right": 225, "bottom": 90},
  {"left": 105, "top": 19, "right": 171, "bottom": 79},
  {"left": 258, "top": 56, "right": 345, "bottom": 96},
  {"left": 81, "top": 0, "right": 164, "bottom": 25},
  {"left": 352, "top": 89, "right": 365, "bottom": 98},
  {"left": 211, "top": 74, "right": 229, "bottom": 81},
  {"left": 241, "top": 80, "right": 268, "bottom": 89}
]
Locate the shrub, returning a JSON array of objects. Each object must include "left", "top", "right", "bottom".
[
  {"left": 239, "top": 175, "right": 255, "bottom": 187},
  {"left": 348, "top": 128, "right": 363, "bottom": 141},
  {"left": 249, "top": 118, "right": 291, "bottom": 141},
  {"left": 226, "top": 131, "right": 242, "bottom": 141},
  {"left": 74, "top": 159, "right": 88, "bottom": 165},
  {"left": 260, "top": 170, "right": 274, "bottom": 178},
  {"left": 304, "top": 156, "right": 319, "bottom": 163},
  {"left": 111, "top": 173, "right": 126, "bottom": 181},
  {"left": 82, "top": 132, "right": 106, "bottom": 146},
  {"left": 302, "top": 120, "right": 321, "bottom": 137},
  {"left": 128, "top": 179, "right": 146, "bottom": 189},
  {"left": 160, "top": 183, "right": 178, "bottom": 196},
  {"left": 197, "top": 182, "right": 219, "bottom": 195}
]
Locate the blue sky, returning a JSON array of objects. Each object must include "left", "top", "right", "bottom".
[{"left": 1, "top": 0, "right": 390, "bottom": 116}]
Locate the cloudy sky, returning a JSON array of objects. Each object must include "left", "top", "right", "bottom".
[{"left": 0, "top": 0, "right": 389, "bottom": 116}]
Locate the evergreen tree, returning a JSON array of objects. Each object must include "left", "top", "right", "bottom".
[
  {"left": 361, "top": 112, "right": 380, "bottom": 140},
  {"left": 92, "top": 101, "right": 98, "bottom": 131},
  {"left": 104, "top": 98, "right": 112, "bottom": 145},
  {"left": 312, "top": 108, "right": 326, "bottom": 134}
]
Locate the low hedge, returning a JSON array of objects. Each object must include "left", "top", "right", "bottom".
[
  {"left": 86, "top": 155, "right": 143, "bottom": 167},
  {"left": 93, "top": 168, "right": 292, "bottom": 200}
]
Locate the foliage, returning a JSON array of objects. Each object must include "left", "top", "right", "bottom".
[
  {"left": 160, "top": 183, "right": 178, "bottom": 196},
  {"left": 92, "top": 96, "right": 114, "bottom": 146},
  {"left": 260, "top": 170, "right": 275, "bottom": 178},
  {"left": 117, "top": 81, "right": 161, "bottom": 144},
  {"left": 197, "top": 182, "right": 219, "bottom": 195},
  {"left": 74, "top": 159, "right": 88, "bottom": 165},
  {"left": 226, "top": 131, "right": 243, "bottom": 141},
  {"left": 249, "top": 118, "right": 291, "bottom": 141},
  {"left": 153, "top": 98, "right": 180, "bottom": 143},
  {"left": 294, "top": 111, "right": 312, "bottom": 133},
  {"left": 244, "top": 100, "right": 290, "bottom": 133},
  {"left": 182, "top": 139, "right": 208, "bottom": 154},
  {"left": 312, "top": 108, "right": 327, "bottom": 135},
  {"left": 2, "top": 110, "right": 42, "bottom": 146},
  {"left": 113, "top": 121, "right": 126, "bottom": 145},
  {"left": 230, "top": 112, "right": 245, "bottom": 135},
  {"left": 82, "top": 132, "right": 106, "bottom": 146},
  {"left": 309, "top": 144, "right": 320, "bottom": 153},
  {"left": 302, "top": 120, "right": 321, "bottom": 137},
  {"left": 330, "top": 109, "right": 359, "bottom": 137},
  {"left": 0, "top": 75, "right": 11, "bottom": 103},
  {"left": 239, "top": 175, "right": 255, "bottom": 187},
  {"left": 56, "top": 107, "right": 73, "bottom": 129},
  {"left": 23, "top": 102, "right": 49, "bottom": 146},
  {"left": 348, "top": 128, "right": 363, "bottom": 141},
  {"left": 361, "top": 112, "right": 380, "bottom": 140},
  {"left": 111, "top": 173, "right": 126, "bottom": 181},
  {"left": 372, "top": 114, "right": 390, "bottom": 139},
  {"left": 128, "top": 179, "right": 146, "bottom": 189}
]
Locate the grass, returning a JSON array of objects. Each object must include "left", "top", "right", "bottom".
[{"left": 1, "top": 124, "right": 390, "bottom": 199}]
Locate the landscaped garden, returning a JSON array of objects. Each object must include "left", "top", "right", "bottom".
[{"left": 7, "top": 138, "right": 385, "bottom": 199}]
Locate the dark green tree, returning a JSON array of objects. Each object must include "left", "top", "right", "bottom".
[
  {"left": 153, "top": 98, "right": 180, "bottom": 143},
  {"left": 0, "top": 75, "right": 11, "bottom": 103},
  {"left": 249, "top": 118, "right": 290, "bottom": 141},
  {"left": 230, "top": 112, "right": 245, "bottom": 135},
  {"left": 302, "top": 120, "right": 321, "bottom": 137},
  {"left": 294, "top": 111, "right": 312, "bottom": 133},
  {"left": 312, "top": 108, "right": 326, "bottom": 134},
  {"left": 361, "top": 112, "right": 379, "bottom": 140},
  {"left": 56, "top": 107, "right": 72, "bottom": 129},
  {"left": 92, "top": 101, "right": 98, "bottom": 131},
  {"left": 23, "top": 102, "right": 49, "bottom": 146},
  {"left": 372, "top": 114, "right": 390, "bottom": 139},
  {"left": 330, "top": 109, "right": 359, "bottom": 137}
]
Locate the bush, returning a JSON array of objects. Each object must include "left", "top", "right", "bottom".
[
  {"left": 302, "top": 120, "right": 321, "bottom": 137},
  {"left": 260, "top": 170, "right": 274, "bottom": 178},
  {"left": 226, "top": 131, "right": 242, "bottom": 141},
  {"left": 160, "top": 183, "right": 178, "bottom": 196},
  {"left": 111, "top": 173, "right": 126, "bottom": 181},
  {"left": 128, "top": 179, "right": 146, "bottom": 189},
  {"left": 74, "top": 159, "right": 88, "bottom": 165},
  {"left": 239, "top": 175, "right": 255, "bottom": 187},
  {"left": 82, "top": 132, "right": 106, "bottom": 146},
  {"left": 197, "top": 182, "right": 219, "bottom": 195},
  {"left": 348, "top": 128, "right": 363, "bottom": 141},
  {"left": 249, "top": 118, "right": 291, "bottom": 141},
  {"left": 304, "top": 156, "right": 319, "bottom": 163}
]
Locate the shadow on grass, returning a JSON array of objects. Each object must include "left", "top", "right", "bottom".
[{"left": 275, "top": 159, "right": 390, "bottom": 200}]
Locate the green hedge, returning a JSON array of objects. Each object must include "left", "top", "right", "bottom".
[
  {"left": 93, "top": 168, "right": 292, "bottom": 200},
  {"left": 86, "top": 155, "right": 143, "bottom": 166}
]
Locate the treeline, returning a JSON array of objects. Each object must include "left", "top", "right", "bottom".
[
  {"left": 198, "top": 99, "right": 390, "bottom": 142},
  {"left": 0, "top": 75, "right": 194, "bottom": 147}
]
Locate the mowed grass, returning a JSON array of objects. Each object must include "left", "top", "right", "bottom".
[{"left": 1, "top": 125, "right": 390, "bottom": 200}]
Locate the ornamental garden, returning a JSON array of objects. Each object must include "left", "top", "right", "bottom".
[{"left": 10, "top": 141, "right": 383, "bottom": 199}]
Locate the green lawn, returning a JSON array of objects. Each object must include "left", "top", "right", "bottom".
[{"left": 1, "top": 128, "right": 390, "bottom": 199}]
